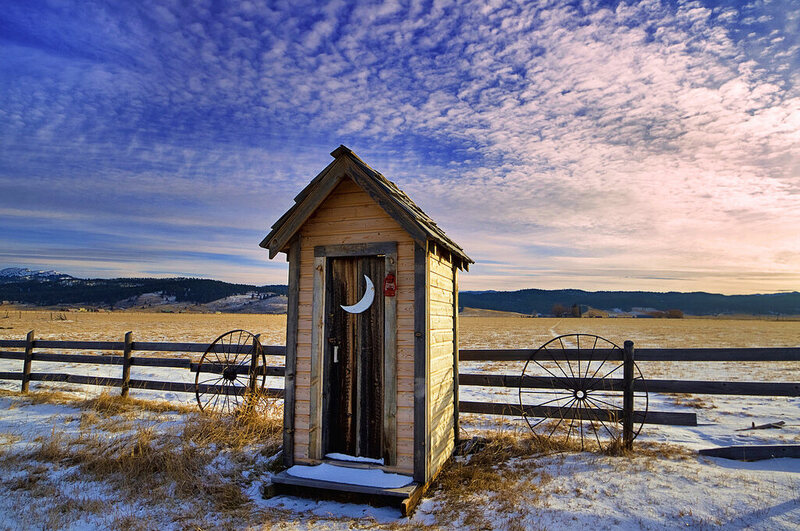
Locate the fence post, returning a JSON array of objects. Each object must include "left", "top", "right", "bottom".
[
  {"left": 622, "top": 340, "right": 635, "bottom": 450},
  {"left": 21, "top": 330, "right": 34, "bottom": 393},
  {"left": 249, "top": 334, "right": 261, "bottom": 394},
  {"left": 121, "top": 331, "right": 133, "bottom": 397}
]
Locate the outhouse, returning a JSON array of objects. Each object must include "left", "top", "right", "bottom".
[{"left": 261, "top": 146, "right": 472, "bottom": 507}]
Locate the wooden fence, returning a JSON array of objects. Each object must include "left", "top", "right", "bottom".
[
  {"left": 2, "top": 332, "right": 799, "bottom": 441},
  {"left": 0, "top": 331, "right": 285, "bottom": 398}
]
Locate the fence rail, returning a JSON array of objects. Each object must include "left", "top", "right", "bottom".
[
  {"left": 459, "top": 348, "right": 800, "bottom": 362},
  {"left": 2, "top": 333, "right": 799, "bottom": 433}
]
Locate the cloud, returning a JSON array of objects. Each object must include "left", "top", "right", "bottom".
[{"left": 0, "top": 0, "right": 798, "bottom": 293}]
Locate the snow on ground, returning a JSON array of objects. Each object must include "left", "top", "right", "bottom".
[
  {"left": 0, "top": 385, "right": 798, "bottom": 529},
  {"left": 1, "top": 316, "right": 799, "bottom": 529}
]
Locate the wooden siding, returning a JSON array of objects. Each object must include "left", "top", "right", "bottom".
[
  {"left": 294, "top": 178, "right": 416, "bottom": 474},
  {"left": 427, "top": 249, "right": 456, "bottom": 477}
]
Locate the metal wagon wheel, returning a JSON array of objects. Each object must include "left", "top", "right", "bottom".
[
  {"left": 195, "top": 329, "right": 265, "bottom": 413},
  {"left": 518, "top": 334, "right": 648, "bottom": 451}
]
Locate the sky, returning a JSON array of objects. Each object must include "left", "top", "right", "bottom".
[{"left": 1, "top": 0, "right": 798, "bottom": 294}]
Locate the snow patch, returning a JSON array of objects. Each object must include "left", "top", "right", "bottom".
[
  {"left": 325, "top": 452, "right": 384, "bottom": 465},
  {"left": 286, "top": 463, "right": 412, "bottom": 488}
]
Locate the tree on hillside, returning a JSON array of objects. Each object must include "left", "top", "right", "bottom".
[{"left": 552, "top": 303, "right": 568, "bottom": 317}]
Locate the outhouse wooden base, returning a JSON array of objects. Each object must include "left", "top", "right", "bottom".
[{"left": 265, "top": 461, "right": 426, "bottom": 516}]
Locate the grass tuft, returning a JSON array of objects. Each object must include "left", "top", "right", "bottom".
[{"left": 19, "top": 389, "right": 283, "bottom": 523}]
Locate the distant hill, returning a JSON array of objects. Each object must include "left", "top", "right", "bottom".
[
  {"left": 2, "top": 267, "right": 798, "bottom": 316},
  {"left": 0, "top": 267, "right": 287, "bottom": 312},
  {"left": 459, "top": 288, "right": 800, "bottom": 316}
]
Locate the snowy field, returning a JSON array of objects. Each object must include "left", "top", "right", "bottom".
[{"left": 0, "top": 312, "right": 799, "bottom": 529}]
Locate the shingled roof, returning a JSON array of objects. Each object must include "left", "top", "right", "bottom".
[{"left": 261, "top": 145, "right": 473, "bottom": 270}]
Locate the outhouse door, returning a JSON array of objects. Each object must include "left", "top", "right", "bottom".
[{"left": 323, "top": 255, "right": 384, "bottom": 459}]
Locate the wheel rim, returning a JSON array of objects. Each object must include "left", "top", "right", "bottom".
[
  {"left": 195, "top": 329, "right": 265, "bottom": 413},
  {"left": 518, "top": 334, "right": 648, "bottom": 451}
]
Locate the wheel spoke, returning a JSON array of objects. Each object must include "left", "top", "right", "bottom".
[
  {"left": 210, "top": 390, "right": 222, "bottom": 411},
  {"left": 585, "top": 395, "right": 620, "bottom": 411},
  {"left": 585, "top": 396, "right": 621, "bottom": 435},
  {"left": 589, "top": 417, "right": 603, "bottom": 449},
  {"left": 520, "top": 388, "right": 574, "bottom": 396},
  {"left": 558, "top": 337, "right": 577, "bottom": 381},
  {"left": 546, "top": 397, "right": 577, "bottom": 439},
  {"left": 586, "top": 345, "right": 619, "bottom": 387},
  {"left": 577, "top": 397, "right": 584, "bottom": 450},
  {"left": 542, "top": 346, "right": 572, "bottom": 383},
  {"left": 584, "top": 336, "right": 599, "bottom": 380},
  {"left": 587, "top": 363, "right": 623, "bottom": 392},
  {"left": 198, "top": 376, "right": 224, "bottom": 398},
  {"left": 531, "top": 359, "right": 566, "bottom": 383},
  {"left": 530, "top": 395, "right": 575, "bottom": 408},
  {"left": 576, "top": 335, "right": 581, "bottom": 393}
]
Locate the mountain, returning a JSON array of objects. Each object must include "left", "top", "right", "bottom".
[
  {"left": 0, "top": 267, "right": 287, "bottom": 312},
  {"left": 459, "top": 288, "right": 800, "bottom": 316},
  {"left": 0, "top": 267, "right": 73, "bottom": 282}
]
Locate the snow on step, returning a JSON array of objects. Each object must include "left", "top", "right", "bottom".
[
  {"left": 325, "top": 453, "right": 384, "bottom": 465},
  {"left": 286, "top": 463, "right": 412, "bottom": 489}
]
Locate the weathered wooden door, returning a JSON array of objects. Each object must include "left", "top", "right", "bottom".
[{"left": 324, "top": 256, "right": 384, "bottom": 458}]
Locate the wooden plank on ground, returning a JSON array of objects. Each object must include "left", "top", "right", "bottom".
[{"left": 699, "top": 445, "right": 800, "bottom": 461}]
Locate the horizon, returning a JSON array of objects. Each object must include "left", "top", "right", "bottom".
[
  {"left": 2, "top": 1, "right": 798, "bottom": 295},
  {"left": 3, "top": 264, "right": 798, "bottom": 297}
]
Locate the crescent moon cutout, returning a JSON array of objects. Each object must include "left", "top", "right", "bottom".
[{"left": 340, "top": 275, "right": 375, "bottom": 314}]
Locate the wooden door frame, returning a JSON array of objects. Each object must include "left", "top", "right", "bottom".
[{"left": 309, "top": 242, "right": 398, "bottom": 465}]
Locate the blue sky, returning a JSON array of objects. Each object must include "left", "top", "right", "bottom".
[{"left": 1, "top": 0, "right": 798, "bottom": 293}]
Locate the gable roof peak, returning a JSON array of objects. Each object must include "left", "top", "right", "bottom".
[
  {"left": 330, "top": 145, "right": 353, "bottom": 158},
  {"left": 261, "top": 146, "right": 473, "bottom": 269}
]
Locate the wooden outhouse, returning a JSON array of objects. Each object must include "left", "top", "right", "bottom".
[{"left": 261, "top": 146, "right": 472, "bottom": 506}]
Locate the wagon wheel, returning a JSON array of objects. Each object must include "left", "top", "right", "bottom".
[
  {"left": 195, "top": 329, "right": 265, "bottom": 413},
  {"left": 518, "top": 334, "right": 648, "bottom": 451}
]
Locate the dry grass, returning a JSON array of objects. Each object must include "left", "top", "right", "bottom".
[
  {"left": 0, "top": 388, "right": 195, "bottom": 415},
  {"left": 430, "top": 429, "right": 693, "bottom": 529},
  {"left": 668, "top": 393, "right": 717, "bottom": 409},
  {"left": 81, "top": 390, "right": 195, "bottom": 415},
  {"left": 6, "top": 390, "right": 283, "bottom": 527}
]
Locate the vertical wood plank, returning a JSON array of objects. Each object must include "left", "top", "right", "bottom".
[
  {"left": 452, "top": 267, "right": 460, "bottom": 448},
  {"left": 383, "top": 250, "right": 398, "bottom": 466},
  {"left": 357, "top": 256, "right": 384, "bottom": 458},
  {"left": 353, "top": 259, "right": 363, "bottom": 454},
  {"left": 21, "top": 330, "right": 34, "bottom": 393},
  {"left": 283, "top": 237, "right": 300, "bottom": 467},
  {"left": 413, "top": 242, "right": 429, "bottom": 483},
  {"left": 308, "top": 254, "right": 326, "bottom": 459},
  {"left": 623, "top": 340, "right": 635, "bottom": 450},
  {"left": 121, "top": 331, "right": 133, "bottom": 397}
]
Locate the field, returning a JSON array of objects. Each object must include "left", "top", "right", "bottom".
[
  {"left": 3, "top": 309, "right": 799, "bottom": 346},
  {"left": 1, "top": 311, "right": 799, "bottom": 529}
]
